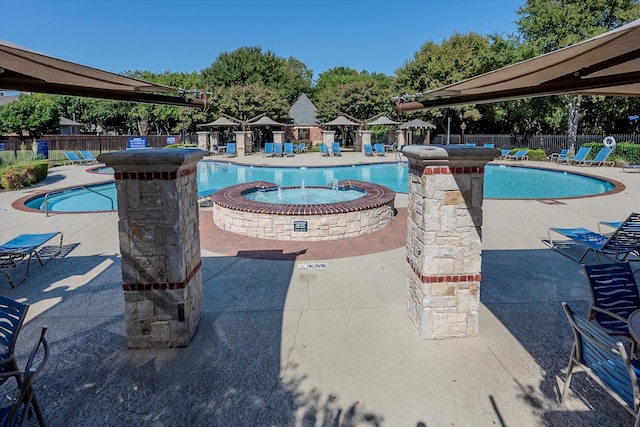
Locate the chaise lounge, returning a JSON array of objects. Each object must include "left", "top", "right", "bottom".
[{"left": 0, "top": 232, "right": 63, "bottom": 288}]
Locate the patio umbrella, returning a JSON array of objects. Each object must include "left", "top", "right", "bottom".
[
  {"left": 197, "top": 116, "right": 240, "bottom": 127},
  {"left": 324, "top": 115, "right": 361, "bottom": 126},
  {"left": 366, "top": 115, "right": 400, "bottom": 126},
  {"left": 0, "top": 39, "right": 204, "bottom": 108},
  {"left": 396, "top": 18, "right": 640, "bottom": 112},
  {"left": 398, "top": 119, "right": 435, "bottom": 129},
  {"left": 247, "top": 115, "right": 285, "bottom": 127}
]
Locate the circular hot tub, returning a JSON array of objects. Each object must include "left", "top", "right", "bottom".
[{"left": 211, "top": 180, "right": 396, "bottom": 241}]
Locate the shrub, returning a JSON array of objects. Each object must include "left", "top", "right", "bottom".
[{"left": 0, "top": 160, "right": 49, "bottom": 190}]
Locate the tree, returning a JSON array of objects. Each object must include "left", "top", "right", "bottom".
[
  {"left": 206, "top": 84, "right": 289, "bottom": 124},
  {"left": 516, "top": 0, "right": 640, "bottom": 145},
  {"left": 0, "top": 94, "right": 60, "bottom": 140}
]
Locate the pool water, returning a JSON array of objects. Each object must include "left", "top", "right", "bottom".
[
  {"left": 244, "top": 187, "right": 364, "bottom": 204},
  {"left": 26, "top": 162, "right": 615, "bottom": 212}
]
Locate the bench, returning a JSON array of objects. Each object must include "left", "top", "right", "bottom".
[{"left": 561, "top": 302, "right": 640, "bottom": 426}]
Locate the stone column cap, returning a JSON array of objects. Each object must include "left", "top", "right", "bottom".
[
  {"left": 400, "top": 144, "right": 499, "bottom": 164},
  {"left": 98, "top": 148, "right": 205, "bottom": 172}
]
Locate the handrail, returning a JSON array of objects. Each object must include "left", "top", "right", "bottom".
[{"left": 43, "top": 186, "right": 114, "bottom": 217}]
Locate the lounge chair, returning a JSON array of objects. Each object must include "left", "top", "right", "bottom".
[
  {"left": 263, "top": 142, "right": 274, "bottom": 157},
  {"left": 623, "top": 164, "right": 640, "bottom": 173},
  {"left": 363, "top": 144, "right": 374, "bottom": 156},
  {"left": 583, "top": 262, "right": 640, "bottom": 353},
  {"left": 0, "top": 232, "right": 63, "bottom": 288},
  {"left": 297, "top": 142, "right": 308, "bottom": 153},
  {"left": 79, "top": 150, "right": 97, "bottom": 164},
  {"left": 374, "top": 143, "right": 386, "bottom": 156},
  {"left": 550, "top": 148, "right": 568, "bottom": 163},
  {"left": 224, "top": 143, "right": 237, "bottom": 157},
  {"left": 211, "top": 144, "right": 224, "bottom": 155},
  {"left": 544, "top": 212, "right": 640, "bottom": 266},
  {"left": 499, "top": 149, "right": 511, "bottom": 159},
  {"left": 331, "top": 142, "right": 342, "bottom": 156},
  {"left": 582, "top": 147, "right": 615, "bottom": 167},
  {"left": 566, "top": 146, "right": 591, "bottom": 165},
  {"left": 273, "top": 143, "right": 283, "bottom": 157},
  {"left": 504, "top": 149, "right": 529, "bottom": 161},
  {"left": 465, "top": 143, "right": 476, "bottom": 147},
  {"left": 385, "top": 143, "right": 396, "bottom": 152},
  {"left": 63, "top": 151, "right": 92, "bottom": 165},
  {"left": 483, "top": 143, "right": 495, "bottom": 148},
  {"left": 320, "top": 144, "right": 330, "bottom": 156},
  {"left": 284, "top": 142, "right": 295, "bottom": 157}
]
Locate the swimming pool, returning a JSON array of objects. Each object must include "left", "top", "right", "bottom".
[{"left": 24, "top": 161, "right": 616, "bottom": 212}]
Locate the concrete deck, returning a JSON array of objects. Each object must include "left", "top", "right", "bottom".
[{"left": 1, "top": 149, "right": 639, "bottom": 426}]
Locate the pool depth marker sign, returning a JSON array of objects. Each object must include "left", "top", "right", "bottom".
[{"left": 293, "top": 221, "right": 307, "bottom": 232}]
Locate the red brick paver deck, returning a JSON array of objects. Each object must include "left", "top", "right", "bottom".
[{"left": 199, "top": 208, "right": 407, "bottom": 260}]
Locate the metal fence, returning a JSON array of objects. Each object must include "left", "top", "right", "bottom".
[{"left": 432, "top": 133, "right": 640, "bottom": 154}]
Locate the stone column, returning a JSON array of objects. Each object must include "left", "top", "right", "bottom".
[
  {"left": 97, "top": 149, "right": 205, "bottom": 349},
  {"left": 196, "top": 131, "right": 210, "bottom": 152},
  {"left": 358, "top": 130, "right": 371, "bottom": 153},
  {"left": 272, "top": 131, "right": 285, "bottom": 143},
  {"left": 322, "top": 130, "right": 335, "bottom": 153},
  {"left": 401, "top": 145, "right": 498, "bottom": 339},
  {"left": 210, "top": 131, "right": 220, "bottom": 147},
  {"left": 387, "top": 129, "right": 395, "bottom": 146},
  {"left": 397, "top": 130, "right": 406, "bottom": 149},
  {"left": 234, "top": 131, "right": 252, "bottom": 156}
]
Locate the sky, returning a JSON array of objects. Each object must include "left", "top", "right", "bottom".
[{"left": 0, "top": 0, "right": 524, "bottom": 81}]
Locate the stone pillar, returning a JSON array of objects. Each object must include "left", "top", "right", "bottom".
[
  {"left": 234, "top": 131, "right": 252, "bottom": 156},
  {"left": 401, "top": 145, "right": 498, "bottom": 339},
  {"left": 97, "top": 149, "right": 205, "bottom": 349},
  {"left": 387, "top": 129, "right": 395, "bottom": 145},
  {"left": 322, "top": 130, "right": 335, "bottom": 153},
  {"left": 210, "top": 131, "right": 220, "bottom": 147},
  {"left": 272, "top": 131, "right": 284, "bottom": 143},
  {"left": 359, "top": 130, "right": 372, "bottom": 153},
  {"left": 197, "top": 131, "right": 210, "bottom": 152},
  {"left": 397, "top": 130, "right": 406, "bottom": 149}
]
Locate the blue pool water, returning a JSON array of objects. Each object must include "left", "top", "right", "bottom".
[{"left": 26, "top": 162, "right": 615, "bottom": 212}]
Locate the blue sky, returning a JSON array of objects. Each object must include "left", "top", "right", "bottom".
[{"left": 0, "top": 0, "right": 524, "bottom": 81}]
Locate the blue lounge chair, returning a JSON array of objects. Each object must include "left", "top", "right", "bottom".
[
  {"left": 273, "top": 143, "right": 283, "bottom": 157},
  {"left": 284, "top": 142, "right": 295, "bottom": 157},
  {"left": 623, "top": 164, "right": 640, "bottom": 173},
  {"left": 504, "top": 149, "right": 529, "bottom": 161},
  {"left": 263, "top": 142, "right": 274, "bottom": 157},
  {"left": 0, "top": 232, "right": 63, "bottom": 287},
  {"left": 499, "top": 149, "right": 511, "bottom": 159},
  {"left": 582, "top": 147, "right": 615, "bottom": 167},
  {"left": 544, "top": 212, "right": 640, "bottom": 266},
  {"left": 374, "top": 143, "right": 386, "bottom": 156},
  {"left": 566, "top": 146, "right": 591, "bottom": 165},
  {"left": 483, "top": 143, "right": 495, "bottom": 148},
  {"left": 363, "top": 144, "right": 374, "bottom": 156},
  {"left": 297, "top": 142, "right": 308, "bottom": 153},
  {"left": 211, "top": 144, "right": 224, "bottom": 155},
  {"left": 331, "top": 142, "right": 342, "bottom": 156},
  {"left": 79, "top": 150, "right": 97, "bottom": 164},
  {"left": 550, "top": 148, "right": 568, "bottom": 163},
  {"left": 320, "top": 144, "right": 330, "bottom": 156},
  {"left": 224, "top": 143, "right": 237, "bottom": 157},
  {"left": 465, "top": 143, "right": 476, "bottom": 147},
  {"left": 63, "top": 151, "right": 92, "bottom": 165}
]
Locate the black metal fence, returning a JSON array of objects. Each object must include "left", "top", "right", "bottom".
[{"left": 433, "top": 133, "right": 640, "bottom": 154}]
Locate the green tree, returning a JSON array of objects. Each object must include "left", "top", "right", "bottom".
[
  {"left": 0, "top": 94, "right": 60, "bottom": 140},
  {"left": 206, "top": 84, "right": 289, "bottom": 124},
  {"left": 516, "top": 0, "right": 640, "bottom": 145}
]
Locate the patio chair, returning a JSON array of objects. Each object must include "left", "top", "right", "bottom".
[
  {"left": 224, "top": 143, "right": 237, "bottom": 158},
  {"left": 79, "top": 150, "right": 97, "bottom": 164},
  {"left": 623, "top": 164, "right": 640, "bottom": 173},
  {"left": 483, "top": 143, "right": 495, "bottom": 148},
  {"left": 583, "top": 263, "right": 640, "bottom": 353},
  {"left": 544, "top": 212, "right": 640, "bottom": 266},
  {"left": 211, "top": 144, "right": 224, "bottom": 155},
  {"left": 581, "top": 147, "right": 615, "bottom": 167},
  {"left": 385, "top": 143, "right": 396, "bottom": 152},
  {"left": 0, "top": 320, "right": 49, "bottom": 427},
  {"left": 465, "top": 142, "right": 476, "bottom": 147},
  {"left": 63, "top": 151, "right": 91, "bottom": 165},
  {"left": 273, "top": 143, "right": 283, "bottom": 157},
  {"left": 331, "top": 142, "right": 342, "bottom": 156},
  {"left": 499, "top": 149, "right": 511, "bottom": 159},
  {"left": 320, "top": 144, "right": 330, "bottom": 157},
  {"left": 566, "top": 146, "right": 591, "bottom": 165},
  {"left": 560, "top": 302, "right": 640, "bottom": 425},
  {"left": 284, "top": 142, "right": 295, "bottom": 157},
  {"left": 504, "top": 149, "right": 529, "bottom": 161},
  {"left": 374, "top": 143, "right": 386, "bottom": 156},
  {"left": 0, "top": 232, "right": 63, "bottom": 288},
  {"left": 550, "top": 148, "right": 568, "bottom": 163},
  {"left": 297, "top": 143, "right": 308, "bottom": 153},
  {"left": 263, "top": 142, "right": 274, "bottom": 157},
  {"left": 363, "top": 144, "right": 374, "bottom": 156}
]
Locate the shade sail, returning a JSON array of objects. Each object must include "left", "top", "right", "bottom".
[
  {"left": 324, "top": 115, "right": 361, "bottom": 126},
  {"left": 197, "top": 116, "right": 240, "bottom": 127},
  {"left": 367, "top": 115, "right": 400, "bottom": 125},
  {"left": 397, "top": 19, "right": 640, "bottom": 112},
  {"left": 399, "top": 119, "right": 435, "bottom": 129},
  {"left": 248, "top": 116, "right": 285, "bottom": 126},
  {"left": 0, "top": 40, "right": 204, "bottom": 108}
]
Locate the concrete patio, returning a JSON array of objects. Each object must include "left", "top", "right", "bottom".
[{"left": 1, "top": 150, "right": 639, "bottom": 426}]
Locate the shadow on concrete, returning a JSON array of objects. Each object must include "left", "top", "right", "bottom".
[
  {"left": 481, "top": 247, "right": 639, "bottom": 426},
  {"left": 5, "top": 252, "right": 385, "bottom": 426}
]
